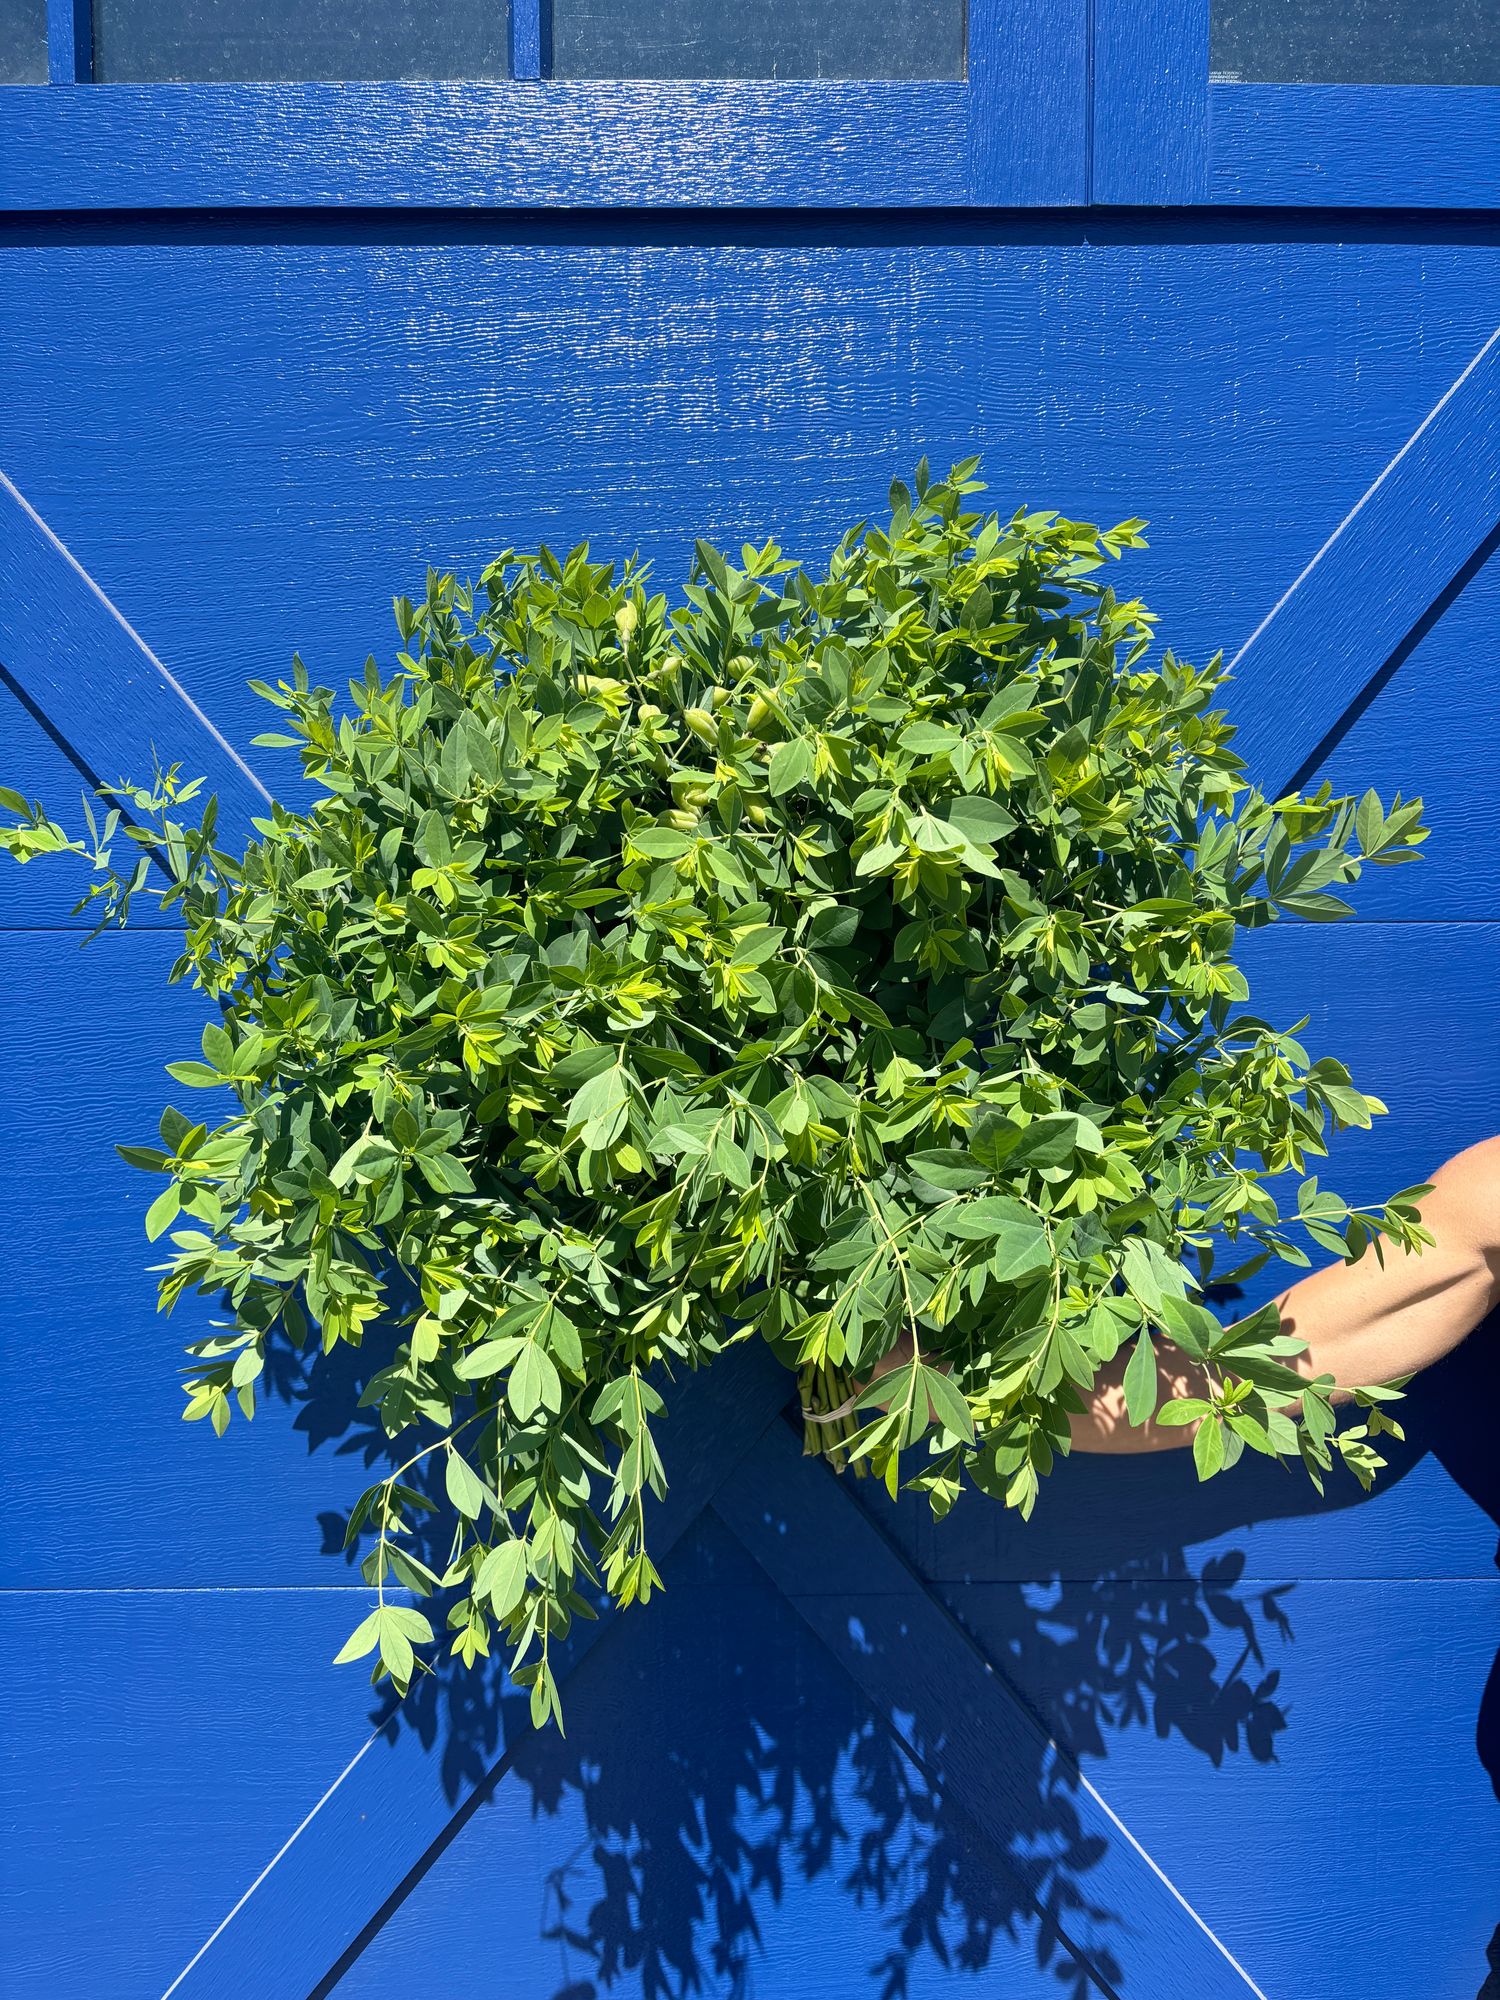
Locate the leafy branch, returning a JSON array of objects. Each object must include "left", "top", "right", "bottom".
[{"left": 0, "top": 462, "right": 1432, "bottom": 1724}]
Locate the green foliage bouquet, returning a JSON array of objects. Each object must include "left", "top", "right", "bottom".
[{"left": 1, "top": 462, "right": 1431, "bottom": 1726}]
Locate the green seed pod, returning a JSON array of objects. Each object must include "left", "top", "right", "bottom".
[
  {"left": 745, "top": 693, "right": 785, "bottom": 742},
  {"left": 578, "top": 674, "right": 626, "bottom": 701}
]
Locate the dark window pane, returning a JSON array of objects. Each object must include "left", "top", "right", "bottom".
[
  {"left": 0, "top": 0, "right": 47, "bottom": 83},
  {"left": 1212, "top": 0, "right": 1500, "bottom": 85},
  {"left": 93, "top": 0, "right": 509, "bottom": 82},
  {"left": 551, "top": 0, "right": 964, "bottom": 80}
]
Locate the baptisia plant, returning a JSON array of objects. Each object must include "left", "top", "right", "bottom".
[{"left": 0, "top": 462, "right": 1431, "bottom": 1728}]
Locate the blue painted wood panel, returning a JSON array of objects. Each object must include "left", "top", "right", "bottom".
[
  {"left": 1208, "top": 83, "right": 1500, "bottom": 209},
  {"left": 332, "top": 1508, "right": 1113, "bottom": 2000},
  {"left": 1091, "top": 0, "right": 1500, "bottom": 208},
  {"left": 1, "top": 219, "right": 1497, "bottom": 771},
  {"left": 1, "top": 210, "right": 1497, "bottom": 1998},
  {"left": 0, "top": 926, "right": 385, "bottom": 1585},
  {"left": 1, "top": 1591, "right": 388, "bottom": 1997},
  {"left": 0, "top": 0, "right": 1091, "bottom": 213}
]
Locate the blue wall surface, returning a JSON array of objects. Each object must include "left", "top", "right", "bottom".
[{"left": 1, "top": 209, "right": 1497, "bottom": 2000}]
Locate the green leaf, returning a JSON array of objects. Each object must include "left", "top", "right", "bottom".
[
  {"left": 988, "top": 1223, "right": 1053, "bottom": 1285},
  {"left": 144, "top": 1183, "right": 182, "bottom": 1242},
  {"left": 1156, "top": 1293, "right": 1222, "bottom": 1360},
  {"left": 383, "top": 1604, "right": 435, "bottom": 1645},
  {"left": 333, "top": 1609, "right": 382, "bottom": 1665},
  {"left": 630, "top": 827, "right": 694, "bottom": 858},
  {"left": 908, "top": 1150, "right": 989, "bottom": 1193},
  {"left": 509, "top": 1341, "right": 562, "bottom": 1422},
  {"left": 536, "top": 1299, "right": 585, "bottom": 1376},
  {"left": 1121, "top": 1235, "right": 1188, "bottom": 1314},
  {"left": 1193, "top": 1414, "right": 1227, "bottom": 1480},
  {"left": 454, "top": 1335, "right": 526, "bottom": 1380},
  {"left": 569, "top": 1065, "right": 629, "bottom": 1150},
  {"left": 1156, "top": 1396, "right": 1212, "bottom": 1426},
  {"left": 164, "top": 1062, "right": 224, "bottom": 1088},
  {"left": 379, "top": 1620, "right": 415, "bottom": 1685},
  {"left": 445, "top": 1448, "right": 487, "bottom": 1519},
  {"left": 1122, "top": 1327, "right": 1158, "bottom": 1426},
  {"left": 807, "top": 902, "right": 861, "bottom": 948},
  {"left": 415, "top": 808, "right": 453, "bottom": 868},
  {"left": 940, "top": 1195, "right": 1036, "bottom": 1240},
  {"left": 899, "top": 722, "right": 961, "bottom": 756},
  {"left": 942, "top": 793, "right": 1017, "bottom": 845},
  {"left": 922, "top": 1365, "right": 976, "bottom": 1444},
  {"left": 767, "top": 737, "right": 814, "bottom": 796},
  {"left": 477, "top": 1539, "right": 529, "bottom": 1618}
]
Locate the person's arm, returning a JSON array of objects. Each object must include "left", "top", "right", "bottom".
[{"left": 1069, "top": 1133, "right": 1500, "bottom": 1453}]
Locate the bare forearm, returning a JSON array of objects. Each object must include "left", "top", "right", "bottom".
[{"left": 1070, "top": 1134, "right": 1500, "bottom": 1454}]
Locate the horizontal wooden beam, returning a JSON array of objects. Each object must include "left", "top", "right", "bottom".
[
  {"left": 715, "top": 1421, "right": 1271, "bottom": 1999},
  {"left": 164, "top": 1342, "right": 796, "bottom": 1999},
  {"left": 1209, "top": 84, "right": 1500, "bottom": 210},
  {"left": 1227, "top": 324, "right": 1500, "bottom": 795},
  {"left": 0, "top": 470, "right": 273, "bottom": 841},
  {"left": 0, "top": 75, "right": 1061, "bottom": 211}
]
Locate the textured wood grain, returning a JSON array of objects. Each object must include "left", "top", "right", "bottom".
[
  {"left": 0, "top": 468, "right": 272, "bottom": 843},
  {"left": 509, "top": 0, "right": 542, "bottom": 82},
  {"left": 0, "top": 55, "right": 1088, "bottom": 211},
  {"left": 4, "top": 226, "right": 1497, "bottom": 913},
  {"left": 0, "top": 928, "right": 439, "bottom": 1585},
  {"left": 717, "top": 1420, "right": 1272, "bottom": 1998},
  {"left": 1091, "top": 0, "right": 1209, "bottom": 204},
  {"left": 45, "top": 0, "right": 89, "bottom": 84},
  {"left": 162, "top": 1342, "right": 794, "bottom": 1999},
  {"left": 1228, "top": 324, "right": 1500, "bottom": 793},
  {"left": 1210, "top": 82, "right": 1500, "bottom": 208},
  {"left": 1, "top": 1592, "right": 405, "bottom": 1999},
  {"left": 330, "top": 1506, "right": 1110, "bottom": 2000},
  {"left": 967, "top": 0, "right": 1087, "bottom": 205},
  {"left": 8, "top": 30, "right": 1497, "bottom": 212},
  {"left": 1090, "top": 6, "right": 1500, "bottom": 211},
  {"left": 325, "top": 1506, "right": 1500, "bottom": 2000},
  {"left": 1287, "top": 541, "right": 1500, "bottom": 918},
  {"left": 946, "top": 1573, "right": 1500, "bottom": 2000}
]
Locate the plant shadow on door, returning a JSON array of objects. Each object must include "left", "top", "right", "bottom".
[{"left": 264, "top": 1305, "right": 1500, "bottom": 1999}]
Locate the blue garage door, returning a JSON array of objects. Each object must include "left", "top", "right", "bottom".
[{"left": 1, "top": 5, "right": 1498, "bottom": 1996}]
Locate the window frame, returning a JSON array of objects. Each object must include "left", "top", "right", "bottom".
[
  {"left": 0, "top": 0, "right": 1090, "bottom": 209},
  {"left": 1093, "top": 0, "right": 1500, "bottom": 207}
]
